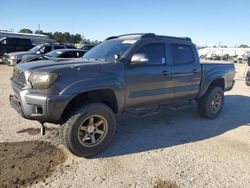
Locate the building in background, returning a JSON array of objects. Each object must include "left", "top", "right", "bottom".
[{"left": 198, "top": 47, "right": 250, "bottom": 57}]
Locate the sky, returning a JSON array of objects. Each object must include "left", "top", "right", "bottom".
[{"left": 0, "top": 0, "right": 249, "bottom": 46}]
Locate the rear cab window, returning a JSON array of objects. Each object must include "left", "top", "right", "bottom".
[{"left": 170, "top": 44, "right": 194, "bottom": 65}]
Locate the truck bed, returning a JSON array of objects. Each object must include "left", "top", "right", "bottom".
[{"left": 198, "top": 62, "right": 236, "bottom": 97}]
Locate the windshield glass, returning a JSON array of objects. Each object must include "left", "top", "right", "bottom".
[
  {"left": 29, "top": 44, "right": 43, "bottom": 53},
  {"left": 83, "top": 39, "right": 135, "bottom": 62},
  {"left": 44, "top": 50, "right": 62, "bottom": 58}
]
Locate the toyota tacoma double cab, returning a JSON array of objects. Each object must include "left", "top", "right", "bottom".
[{"left": 9, "top": 33, "right": 235, "bottom": 157}]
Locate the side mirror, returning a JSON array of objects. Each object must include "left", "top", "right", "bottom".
[
  {"left": 36, "top": 51, "right": 41, "bottom": 55},
  {"left": 131, "top": 53, "right": 149, "bottom": 65}
]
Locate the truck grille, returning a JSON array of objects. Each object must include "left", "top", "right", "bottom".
[{"left": 12, "top": 67, "right": 26, "bottom": 88}]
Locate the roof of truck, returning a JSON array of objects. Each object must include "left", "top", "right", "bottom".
[{"left": 106, "top": 33, "right": 192, "bottom": 42}]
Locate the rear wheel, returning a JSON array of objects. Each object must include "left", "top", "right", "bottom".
[
  {"left": 197, "top": 86, "right": 224, "bottom": 119},
  {"left": 60, "top": 103, "right": 116, "bottom": 157}
]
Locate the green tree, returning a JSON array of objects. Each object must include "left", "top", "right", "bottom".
[
  {"left": 34, "top": 30, "right": 44, "bottom": 34},
  {"left": 239, "top": 44, "right": 249, "bottom": 48},
  {"left": 63, "top": 32, "right": 71, "bottom": 43},
  {"left": 69, "top": 34, "right": 82, "bottom": 44},
  {"left": 43, "top": 32, "right": 54, "bottom": 39},
  {"left": 53, "top": 32, "right": 64, "bottom": 43},
  {"left": 19, "top": 29, "right": 33, "bottom": 34}
]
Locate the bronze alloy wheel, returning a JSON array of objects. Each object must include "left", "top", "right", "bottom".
[
  {"left": 77, "top": 115, "right": 108, "bottom": 147},
  {"left": 210, "top": 92, "right": 222, "bottom": 113}
]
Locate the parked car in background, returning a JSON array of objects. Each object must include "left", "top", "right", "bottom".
[
  {"left": 3, "top": 43, "right": 76, "bottom": 66},
  {"left": 20, "top": 49, "right": 85, "bottom": 63},
  {"left": 221, "top": 54, "right": 229, "bottom": 61},
  {"left": 211, "top": 54, "right": 221, "bottom": 61},
  {"left": 205, "top": 52, "right": 214, "bottom": 60},
  {"left": 79, "top": 44, "right": 95, "bottom": 51},
  {"left": 232, "top": 54, "right": 246, "bottom": 63},
  {"left": 0, "top": 37, "right": 34, "bottom": 62},
  {"left": 9, "top": 33, "right": 235, "bottom": 157},
  {"left": 0, "top": 31, "right": 51, "bottom": 45},
  {"left": 243, "top": 53, "right": 250, "bottom": 64},
  {"left": 237, "top": 54, "right": 244, "bottom": 63}
]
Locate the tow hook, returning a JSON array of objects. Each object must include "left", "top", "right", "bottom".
[{"left": 40, "top": 122, "right": 46, "bottom": 135}]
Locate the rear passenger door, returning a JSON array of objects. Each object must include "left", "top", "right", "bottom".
[
  {"left": 7, "top": 38, "right": 19, "bottom": 52},
  {"left": 169, "top": 43, "right": 201, "bottom": 101}
]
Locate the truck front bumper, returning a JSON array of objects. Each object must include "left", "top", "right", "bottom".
[{"left": 9, "top": 82, "right": 70, "bottom": 124}]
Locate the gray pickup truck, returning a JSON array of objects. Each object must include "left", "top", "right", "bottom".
[{"left": 9, "top": 33, "right": 235, "bottom": 157}]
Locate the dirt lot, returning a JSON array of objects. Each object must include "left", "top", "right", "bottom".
[{"left": 0, "top": 63, "right": 249, "bottom": 188}]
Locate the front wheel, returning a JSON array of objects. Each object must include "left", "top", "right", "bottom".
[
  {"left": 197, "top": 86, "right": 224, "bottom": 119},
  {"left": 60, "top": 103, "right": 116, "bottom": 157}
]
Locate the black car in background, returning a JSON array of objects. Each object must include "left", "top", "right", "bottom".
[
  {"left": 21, "top": 49, "right": 86, "bottom": 63},
  {"left": 3, "top": 43, "right": 76, "bottom": 65},
  {"left": 0, "top": 37, "right": 34, "bottom": 62},
  {"left": 79, "top": 44, "right": 95, "bottom": 51}
]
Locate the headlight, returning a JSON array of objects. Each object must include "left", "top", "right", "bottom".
[
  {"left": 9, "top": 55, "right": 17, "bottom": 60},
  {"left": 28, "top": 72, "right": 58, "bottom": 90}
]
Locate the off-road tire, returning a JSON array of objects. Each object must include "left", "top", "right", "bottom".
[
  {"left": 197, "top": 86, "right": 224, "bottom": 119},
  {"left": 60, "top": 102, "right": 116, "bottom": 157}
]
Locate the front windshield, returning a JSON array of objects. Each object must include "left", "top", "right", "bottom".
[
  {"left": 44, "top": 50, "right": 62, "bottom": 58},
  {"left": 83, "top": 39, "right": 135, "bottom": 62},
  {"left": 29, "top": 44, "right": 43, "bottom": 53}
]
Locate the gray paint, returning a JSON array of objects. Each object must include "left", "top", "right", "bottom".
[{"left": 9, "top": 33, "right": 236, "bottom": 124}]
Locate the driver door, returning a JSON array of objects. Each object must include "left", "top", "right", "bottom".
[{"left": 125, "top": 42, "right": 172, "bottom": 108}]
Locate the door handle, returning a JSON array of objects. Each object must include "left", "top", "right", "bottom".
[
  {"left": 161, "top": 70, "right": 170, "bottom": 76},
  {"left": 192, "top": 69, "right": 199, "bottom": 73}
]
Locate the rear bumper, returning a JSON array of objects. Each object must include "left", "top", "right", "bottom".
[{"left": 9, "top": 81, "right": 70, "bottom": 123}]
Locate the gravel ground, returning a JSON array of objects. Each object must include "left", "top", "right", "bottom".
[{"left": 0, "top": 63, "right": 249, "bottom": 188}]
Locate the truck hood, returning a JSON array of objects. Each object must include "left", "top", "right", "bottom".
[{"left": 16, "top": 58, "right": 110, "bottom": 72}]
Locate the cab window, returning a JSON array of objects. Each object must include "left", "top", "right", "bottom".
[
  {"left": 171, "top": 44, "right": 194, "bottom": 65},
  {"left": 134, "top": 43, "right": 166, "bottom": 65}
]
